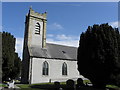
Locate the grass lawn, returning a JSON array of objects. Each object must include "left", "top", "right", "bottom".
[
  {"left": 17, "top": 83, "right": 54, "bottom": 90},
  {"left": 17, "top": 82, "right": 65, "bottom": 88},
  {"left": 17, "top": 82, "right": 66, "bottom": 90},
  {"left": 17, "top": 84, "right": 45, "bottom": 90},
  {"left": 0, "top": 84, "right": 7, "bottom": 87},
  {"left": 17, "top": 80, "right": 120, "bottom": 90},
  {"left": 83, "top": 80, "right": 91, "bottom": 83},
  {"left": 20, "top": 88, "right": 45, "bottom": 90},
  {"left": 106, "top": 85, "right": 120, "bottom": 89}
]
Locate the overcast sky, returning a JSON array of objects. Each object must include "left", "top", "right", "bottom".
[{"left": 2, "top": 2, "right": 118, "bottom": 59}]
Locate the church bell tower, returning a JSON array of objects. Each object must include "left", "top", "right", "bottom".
[
  {"left": 21, "top": 8, "right": 47, "bottom": 83},
  {"left": 24, "top": 7, "right": 47, "bottom": 48}
]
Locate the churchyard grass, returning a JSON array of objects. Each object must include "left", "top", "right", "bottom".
[
  {"left": 17, "top": 84, "right": 45, "bottom": 90},
  {"left": 17, "top": 81, "right": 120, "bottom": 90},
  {"left": 20, "top": 88, "right": 45, "bottom": 90},
  {"left": 83, "top": 79, "right": 91, "bottom": 83},
  {"left": 17, "top": 82, "right": 62, "bottom": 89},
  {"left": 0, "top": 84, "right": 7, "bottom": 87},
  {"left": 106, "top": 85, "right": 120, "bottom": 89},
  {"left": 17, "top": 84, "right": 30, "bottom": 88}
]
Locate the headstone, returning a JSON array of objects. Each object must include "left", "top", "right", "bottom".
[
  {"left": 7, "top": 80, "right": 15, "bottom": 88},
  {"left": 54, "top": 81, "right": 61, "bottom": 90},
  {"left": 66, "top": 79, "right": 75, "bottom": 90},
  {"left": 76, "top": 78, "right": 85, "bottom": 90}
]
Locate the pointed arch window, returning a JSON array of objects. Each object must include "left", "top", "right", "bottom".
[
  {"left": 62, "top": 62, "right": 67, "bottom": 75},
  {"left": 35, "top": 22, "right": 40, "bottom": 34},
  {"left": 42, "top": 61, "right": 49, "bottom": 75}
]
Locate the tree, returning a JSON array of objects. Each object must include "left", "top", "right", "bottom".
[
  {"left": 77, "top": 23, "right": 120, "bottom": 88},
  {"left": 2, "top": 32, "right": 21, "bottom": 81}
]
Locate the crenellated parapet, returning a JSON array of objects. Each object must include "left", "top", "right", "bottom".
[{"left": 28, "top": 7, "right": 47, "bottom": 20}]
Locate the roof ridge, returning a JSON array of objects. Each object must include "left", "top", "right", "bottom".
[{"left": 46, "top": 43, "right": 77, "bottom": 48}]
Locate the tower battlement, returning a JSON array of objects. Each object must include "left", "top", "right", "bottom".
[
  {"left": 24, "top": 7, "right": 47, "bottom": 49},
  {"left": 28, "top": 7, "right": 47, "bottom": 20}
]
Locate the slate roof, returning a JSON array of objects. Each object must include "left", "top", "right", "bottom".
[{"left": 29, "top": 43, "right": 77, "bottom": 60}]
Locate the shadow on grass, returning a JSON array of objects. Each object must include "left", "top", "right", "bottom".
[
  {"left": 30, "top": 84, "right": 66, "bottom": 90},
  {"left": 30, "top": 84, "right": 120, "bottom": 90}
]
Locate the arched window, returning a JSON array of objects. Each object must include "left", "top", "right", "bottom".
[
  {"left": 42, "top": 61, "right": 49, "bottom": 75},
  {"left": 62, "top": 62, "right": 67, "bottom": 75},
  {"left": 35, "top": 22, "right": 40, "bottom": 34}
]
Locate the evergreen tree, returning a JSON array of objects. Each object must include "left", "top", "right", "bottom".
[
  {"left": 77, "top": 23, "right": 120, "bottom": 88},
  {"left": 2, "top": 32, "right": 21, "bottom": 81}
]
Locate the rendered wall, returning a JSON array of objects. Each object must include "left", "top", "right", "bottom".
[{"left": 30, "top": 57, "right": 83, "bottom": 84}]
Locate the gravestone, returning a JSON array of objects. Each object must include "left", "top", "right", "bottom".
[{"left": 7, "top": 80, "right": 15, "bottom": 88}]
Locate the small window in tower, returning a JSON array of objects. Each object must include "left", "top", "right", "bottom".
[{"left": 35, "top": 22, "right": 40, "bottom": 35}]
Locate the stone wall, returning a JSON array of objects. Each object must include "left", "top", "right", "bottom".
[{"left": 29, "top": 57, "right": 83, "bottom": 84}]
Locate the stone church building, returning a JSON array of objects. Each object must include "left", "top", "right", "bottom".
[{"left": 21, "top": 8, "right": 83, "bottom": 84}]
